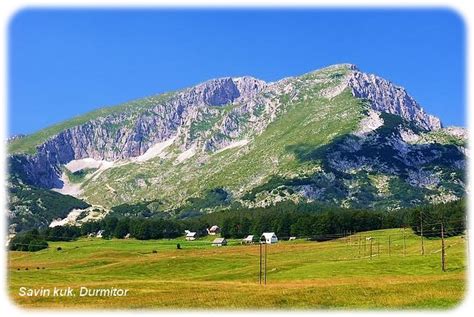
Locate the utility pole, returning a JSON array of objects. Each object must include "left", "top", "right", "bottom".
[
  {"left": 420, "top": 211, "right": 425, "bottom": 256},
  {"left": 370, "top": 238, "right": 373, "bottom": 259},
  {"left": 441, "top": 222, "right": 446, "bottom": 272},
  {"left": 466, "top": 215, "right": 469, "bottom": 260},
  {"left": 358, "top": 235, "right": 361, "bottom": 256},
  {"left": 388, "top": 235, "right": 391, "bottom": 256},
  {"left": 264, "top": 243, "right": 267, "bottom": 285},
  {"left": 403, "top": 227, "right": 406, "bottom": 257},
  {"left": 259, "top": 243, "right": 262, "bottom": 284},
  {"left": 364, "top": 236, "right": 367, "bottom": 254}
]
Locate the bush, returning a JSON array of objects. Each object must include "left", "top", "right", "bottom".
[
  {"left": 9, "top": 231, "right": 48, "bottom": 252},
  {"left": 28, "top": 240, "right": 48, "bottom": 252}
]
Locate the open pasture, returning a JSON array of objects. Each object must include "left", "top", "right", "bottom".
[{"left": 8, "top": 228, "right": 467, "bottom": 309}]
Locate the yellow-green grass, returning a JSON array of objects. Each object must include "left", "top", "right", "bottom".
[{"left": 8, "top": 228, "right": 467, "bottom": 309}]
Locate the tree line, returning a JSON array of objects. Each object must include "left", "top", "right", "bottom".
[
  {"left": 408, "top": 198, "right": 465, "bottom": 237},
  {"left": 9, "top": 199, "right": 465, "bottom": 252}
]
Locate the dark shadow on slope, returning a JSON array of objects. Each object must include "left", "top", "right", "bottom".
[
  {"left": 8, "top": 177, "right": 90, "bottom": 233},
  {"left": 244, "top": 113, "right": 466, "bottom": 209}
]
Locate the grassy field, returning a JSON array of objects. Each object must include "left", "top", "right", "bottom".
[{"left": 7, "top": 228, "right": 467, "bottom": 309}]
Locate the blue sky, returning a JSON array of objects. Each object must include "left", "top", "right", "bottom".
[{"left": 9, "top": 8, "right": 465, "bottom": 135}]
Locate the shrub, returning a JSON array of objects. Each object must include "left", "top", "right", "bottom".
[
  {"left": 28, "top": 240, "right": 48, "bottom": 252},
  {"left": 9, "top": 231, "right": 48, "bottom": 252}
]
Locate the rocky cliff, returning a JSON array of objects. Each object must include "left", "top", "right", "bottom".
[
  {"left": 8, "top": 64, "right": 466, "bottom": 213},
  {"left": 346, "top": 67, "right": 442, "bottom": 130}
]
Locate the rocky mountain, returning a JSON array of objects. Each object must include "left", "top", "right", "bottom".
[{"left": 7, "top": 64, "right": 467, "bottom": 231}]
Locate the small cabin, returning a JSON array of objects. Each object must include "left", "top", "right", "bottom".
[
  {"left": 242, "top": 235, "right": 254, "bottom": 244},
  {"left": 124, "top": 233, "right": 131, "bottom": 239},
  {"left": 211, "top": 238, "right": 227, "bottom": 247},
  {"left": 96, "top": 230, "right": 105, "bottom": 238},
  {"left": 208, "top": 225, "right": 221, "bottom": 235},
  {"left": 186, "top": 232, "right": 197, "bottom": 241},
  {"left": 289, "top": 236, "right": 296, "bottom": 241},
  {"left": 261, "top": 232, "right": 278, "bottom": 244}
]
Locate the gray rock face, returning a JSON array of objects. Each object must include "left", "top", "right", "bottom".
[
  {"left": 186, "top": 77, "right": 241, "bottom": 106},
  {"left": 7, "top": 134, "right": 25, "bottom": 142},
  {"left": 444, "top": 126, "right": 468, "bottom": 139},
  {"left": 9, "top": 64, "right": 448, "bottom": 191},
  {"left": 177, "top": 76, "right": 267, "bottom": 107},
  {"left": 9, "top": 76, "right": 269, "bottom": 189},
  {"left": 347, "top": 71, "right": 442, "bottom": 131}
]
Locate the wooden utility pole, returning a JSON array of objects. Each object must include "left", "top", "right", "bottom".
[
  {"left": 403, "top": 227, "right": 407, "bottom": 256},
  {"left": 259, "top": 243, "right": 262, "bottom": 284},
  {"left": 358, "top": 235, "right": 361, "bottom": 256},
  {"left": 369, "top": 238, "right": 373, "bottom": 259},
  {"left": 420, "top": 211, "right": 425, "bottom": 255},
  {"left": 466, "top": 215, "right": 469, "bottom": 260},
  {"left": 388, "top": 235, "right": 391, "bottom": 256},
  {"left": 264, "top": 243, "right": 267, "bottom": 285},
  {"left": 441, "top": 222, "right": 446, "bottom": 272}
]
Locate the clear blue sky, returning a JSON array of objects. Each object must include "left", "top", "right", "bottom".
[{"left": 8, "top": 8, "right": 465, "bottom": 135}]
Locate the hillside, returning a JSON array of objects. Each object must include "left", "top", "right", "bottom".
[{"left": 7, "top": 64, "right": 467, "bottom": 230}]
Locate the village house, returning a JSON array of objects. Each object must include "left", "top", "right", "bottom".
[
  {"left": 242, "top": 235, "right": 254, "bottom": 244},
  {"left": 211, "top": 238, "right": 227, "bottom": 247},
  {"left": 207, "top": 225, "right": 221, "bottom": 235},
  {"left": 261, "top": 232, "right": 278, "bottom": 244},
  {"left": 185, "top": 231, "right": 198, "bottom": 241}
]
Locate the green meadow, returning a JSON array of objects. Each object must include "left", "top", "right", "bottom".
[{"left": 8, "top": 228, "right": 466, "bottom": 309}]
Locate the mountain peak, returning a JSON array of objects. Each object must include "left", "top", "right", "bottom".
[
  {"left": 328, "top": 63, "right": 359, "bottom": 71},
  {"left": 346, "top": 70, "right": 442, "bottom": 130},
  {"left": 311, "top": 63, "right": 359, "bottom": 74},
  {"left": 184, "top": 76, "right": 266, "bottom": 107},
  {"left": 291, "top": 63, "right": 441, "bottom": 131}
]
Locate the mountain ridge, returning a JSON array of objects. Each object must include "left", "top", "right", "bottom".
[
  {"left": 9, "top": 63, "right": 443, "bottom": 155},
  {"left": 7, "top": 63, "right": 466, "bottom": 232}
]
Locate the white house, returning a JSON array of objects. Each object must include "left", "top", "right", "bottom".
[
  {"left": 211, "top": 238, "right": 227, "bottom": 247},
  {"left": 207, "top": 225, "right": 221, "bottom": 235},
  {"left": 96, "top": 230, "right": 105, "bottom": 238},
  {"left": 261, "top": 232, "right": 278, "bottom": 244},
  {"left": 186, "top": 232, "right": 197, "bottom": 241},
  {"left": 242, "top": 235, "right": 254, "bottom": 244},
  {"left": 289, "top": 236, "right": 296, "bottom": 241}
]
